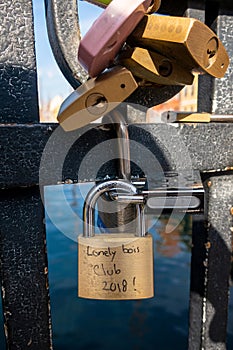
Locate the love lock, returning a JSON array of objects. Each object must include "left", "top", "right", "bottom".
[
  {"left": 117, "top": 46, "right": 195, "bottom": 86},
  {"left": 128, "top": 14, "right": 229, "bottom": 78},
  {"left": 78, "top": 180, "right": 154, "bottom": 300},
  {"left": 57, "top": 66, "right": 138, "bottom": 131}
]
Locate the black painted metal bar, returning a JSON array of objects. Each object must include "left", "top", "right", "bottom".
[
  {"left": 1, "top": 123, "right": 233, "bottom": 189},
  {"left": 0, "top": 0, "right": 39, "bottom": 123},
  {"left": 189, "top": 174, "right": 233, "bottom": 350},
  {"left": 198, "top": 3, "right": 233, "bottom": 115},
  {"left": 0, "top": 187, "right": 52, "bottom": 349},
  {"left": 188, "top": 214, "right": 207, "bottom": 350},
  {"left": 0, "top": 0, "right": 52, "bottom": 349},
  {"left": 203, "top": 175, "right": 233, "bottom": 349},
  {"left": 187, "top": 2, "right": 233, "bottom": 349}
]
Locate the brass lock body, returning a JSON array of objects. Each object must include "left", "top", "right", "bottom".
[
  {"left": 128, "top": 15, "right": 229, "bottom": 78},
  {"left": 57, "top": 66, "right": 138, "bottom": 131},
  {"left": 78, "top": 233, "right": 154, "bottom": 300},
  {"left": 83, "top": 0, "right": 161, "bottom": 13},
  {"left": 118, "top": 46, "right": 194, "bottom": 85},
  {"left": 78, "top": 180, "right": 154, "bottom": 300}
]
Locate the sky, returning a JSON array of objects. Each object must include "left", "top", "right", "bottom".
[{"left": 33, "top": 1, "right": 103, "bottom": 105}]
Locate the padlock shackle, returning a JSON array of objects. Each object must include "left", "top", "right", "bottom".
[
  {"left": 83, "top": 180, "right": 145, "bottom": 237},
  {"left": 109, "top": 109, "right": 131, "bottom": 181}
]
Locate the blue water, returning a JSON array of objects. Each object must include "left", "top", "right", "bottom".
[{"left": 0, "top": 184, "right": 232, "bottom": 349}]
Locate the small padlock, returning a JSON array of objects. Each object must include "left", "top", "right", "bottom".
[
  {"left": 118, "top": 46, "right": 194, "bottom": 85},
  {"left": 78, "top": 180, "right": 154, "bottom": 300},
  {"left": 82, "top": 0, "right": 161, "bottom": 13},
  {"left": 78, "top": 0, "right": 154, "bottom": 77},
  {"left": 128, "top": 14, "right": 229, "bottom": 78},
  {"left": 57, "top": 66, "right": 138, "bottom": 131}
]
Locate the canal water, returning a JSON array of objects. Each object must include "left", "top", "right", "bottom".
[{"left": 0, "top": 184, "right": 232, "bottom": 349}]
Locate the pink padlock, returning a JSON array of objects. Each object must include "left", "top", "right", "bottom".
[{"left": 78, "top": 0, "right": 152, "bottom": 77}]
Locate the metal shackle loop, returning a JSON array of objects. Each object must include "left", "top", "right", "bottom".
[
  {"left": 109, "top": 109, "right": 131, "bottom": 181},
  {"left": 83, "top": 180, "right": 145, "bottom": 238}
]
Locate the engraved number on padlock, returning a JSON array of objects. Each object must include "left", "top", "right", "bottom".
[{"left": 78, "top": 180, "right": 154, "bottom": 300}]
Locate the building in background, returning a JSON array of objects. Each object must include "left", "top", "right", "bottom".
[
  {"left": 40, "top": 95, "right": 64, "bottom": 122},
  {"left": 179, "top": 75, "right": 198, "bottom": 112},
  {"left": 147, "top": 75, "right": 198, "bottom": 122}
]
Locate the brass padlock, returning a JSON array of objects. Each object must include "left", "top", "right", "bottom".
[
  {"left": 57, "top": 66, "right": 138, "bottom": 131},
  {"left": 78, "top": 180, "right": 154, "bottom": 300},
  {"left": 128, "top": 15, "right": 229, "bottom": 78},
  {"left": 118, "top": 46, "right": 194, "bottom": 85}
]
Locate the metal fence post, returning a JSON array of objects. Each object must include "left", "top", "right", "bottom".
[
  {"left": 188, "top": 2, "right": 233, "bottom": 349},
  {"left": 0, "top": 0, "right": 52, "bottom": 348}
]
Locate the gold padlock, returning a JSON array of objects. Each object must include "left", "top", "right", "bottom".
[
  {"left": 118, "top": 46, "right": 194, "bottom": 85},
  {"left": 128, "top": 15, "right": 229, "bottom": 78},
  {"left": 78, "top": 180, "right": 154, "bottom": 300},
  {"left": 57, "top": 66, "right": 138, "bottom": 131}
]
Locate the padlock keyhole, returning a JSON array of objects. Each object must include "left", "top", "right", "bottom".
[
  {"left": 207, "top": 48, "right": 216, "bottom": 59},
  {"left": 205, "top": 37, "right": 218, "bottom": 67},
  {"left": 158, "top": 60, "right": 173, "bottom": 77},
  {"left": 86, "top": 93, "right": 108, "bottom": 115}
]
